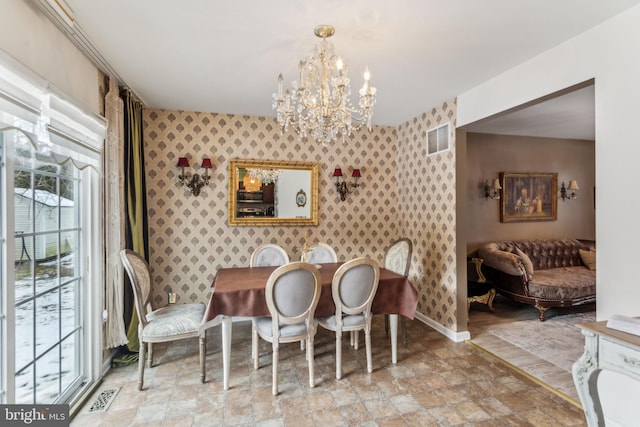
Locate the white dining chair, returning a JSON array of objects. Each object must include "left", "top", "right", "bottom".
[
  {"left": 252, "top": 262, "right": 322, "bottom": 395},
  {"left": 119, "top": 249, "right": 219, "bottom": 390},
  {"left": 384, "top": 238, "right": 412, "bottom": 347},
  {"left": 304, "top": 242, "right": 338, "bottom": 264},
  {"left": 250, "top": 243, "right": 289, "bottom": 267},
  {"left": 317, "top": 257, "right": 380, "bottom": 379}
]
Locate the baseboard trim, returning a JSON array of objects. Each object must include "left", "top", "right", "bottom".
[{"left": 414, "top": 312, "right": 470, "bottom": 342}]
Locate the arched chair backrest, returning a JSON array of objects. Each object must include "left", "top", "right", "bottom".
[
  {"left": 384, "top": 238, "right": 412, "bottom": 277},
  {"left": 332, "top": 257, "right": 380, "bottom": 319},
  {"left": 250, "top": 243, "right": 289, "bottom": 267},
  {"left": 265, "top": 262, "right": 322, "bottom": 332},
  {"left": 120, "top": 249, "right": 152, "bottom": 328},
  {"left": 305, "top": 243, "right": 338, "bottom": 264}
]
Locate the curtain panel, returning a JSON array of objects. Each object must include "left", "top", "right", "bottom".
[
  {"left": 104, "top": 78, "right": 127, "bottom": 348},
  {"left": 121, "top": 88, "right": 148, "bottom": 352}
]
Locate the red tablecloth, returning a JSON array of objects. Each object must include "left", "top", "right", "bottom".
[{"left": 203, "top": 262, "right": 418, "bottom": 322}]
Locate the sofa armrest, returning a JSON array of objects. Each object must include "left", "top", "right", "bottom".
[{"left": 478, "top": 243, "right": 526, "bottom": 278}]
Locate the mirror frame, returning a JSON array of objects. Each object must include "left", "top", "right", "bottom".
[{"left": 228, "top": 158, "right": 319, "bottom": 226}]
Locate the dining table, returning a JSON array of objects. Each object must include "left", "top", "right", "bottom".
[{"left": 201, "top": 262, "right": 419, "bottom": 390}]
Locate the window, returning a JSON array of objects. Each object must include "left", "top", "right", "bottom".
[
  {"left": 426, "top": 123, "right": 450, "bottom": 155},
  {"left": 0, "top": 52, "right": 105, "bottom": 405},
  {"left": 13, "top": 145, "right": 83, "bottom": 403}
]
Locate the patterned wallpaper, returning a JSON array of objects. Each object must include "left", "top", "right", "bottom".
[
  {"left": 143, "top": 110, "right": 400, "bottom": 306},
  {"left": 396, "top": 99, "right": 459, "bottom": 331},
  {"left": 143, "top": 103, "right": 459, "bottom": 332}
]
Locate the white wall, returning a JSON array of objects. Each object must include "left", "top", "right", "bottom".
[
  {"left": 0, "top": 0, "right": 100, "bottom": 113},
  {"left": 458, "top": 5, "right": 640, "bottom": 320}
]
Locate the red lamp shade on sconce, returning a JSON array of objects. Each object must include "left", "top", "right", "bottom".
[
  {"left": 177, "top": 157, "right": 190, "bottom": 168},
  {"left": 201, "top": 158, "right": 212, "bottom": 169},
  {"left": 333, "top": 167, "right": 343, "bottom": 178},
  {"left": 351, "top": 168, "right": 361, "bottom": 178}
]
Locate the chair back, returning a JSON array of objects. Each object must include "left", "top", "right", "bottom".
[
  {"left": 265, "top": 262, "right": 322, "bottom": 329},
  {"left": 305, "top": 243, "right": 338, "bottom": 264},
  {"left": 384, "top": 238, "right": 412, "bottom": 277},
  {"left": 332, "top": 257, "right": 380, "bottom": 317},
  {"left": 120, "top": 249, "right": 151, "bottom": 328},
  {"left": 251, "top": 243, "right": 289, "bottom": 267}
]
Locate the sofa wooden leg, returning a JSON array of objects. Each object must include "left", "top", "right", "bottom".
[{"left": 536, "top": 305, "right": 548, "bottom": 321}]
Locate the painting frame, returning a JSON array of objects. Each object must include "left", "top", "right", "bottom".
[{"left": 500, "top": 172, "right": 557, "bottom": 223}]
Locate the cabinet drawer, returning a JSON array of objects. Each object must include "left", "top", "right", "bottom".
[{"left": 600, "top": 338, "right": 640, "bottom": 380}]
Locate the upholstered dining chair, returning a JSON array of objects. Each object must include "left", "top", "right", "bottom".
[
  {"left": 120, "top": 249, "right": 218, "bottom": 390},
  {"left": 317, "top": 257, "right": 380, "bottom": 379},
  {"left": 303, "top": 242, "right": 338, "bottom": 264},
  {"left": 250, "top": 243, "right": 289, "bottom": 267},
  {"left": 384, "top": 238, "right": 413, "bottom": 347},
  {"left": 252, "top": 262, "right": 322, "bottom": 395}
]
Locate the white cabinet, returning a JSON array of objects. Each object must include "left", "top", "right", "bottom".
[{"left": 573, "top": 321, "right": 640, "bottom": 426}]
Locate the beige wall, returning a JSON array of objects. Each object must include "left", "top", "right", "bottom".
[
  {"left": 396, "top": 99, "right": 461, "bottom": 332},
  {"left": 466, "top": 133, "right": 595, "bottom": 253},
  {"left": 0, "top": 0, "right": 101, "bottom": 113}
]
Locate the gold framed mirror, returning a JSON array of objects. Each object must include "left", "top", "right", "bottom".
[{"left": 228, "top": 158, "right": 319, "bottom": 226}]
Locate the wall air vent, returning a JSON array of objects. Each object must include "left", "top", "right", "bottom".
[{"left": 426, "top": 123, "right": 450, "bottom": 156}]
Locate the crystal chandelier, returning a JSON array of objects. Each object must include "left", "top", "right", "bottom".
[
  {"left": 248, "top": 168, "right": 281, "bottom": 183},
  {"left": 272, "top": 25, "right": 377, "bottom": 145}
]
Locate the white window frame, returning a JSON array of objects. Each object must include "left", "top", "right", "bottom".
[{"left": 0, "top": 50, "right": 106, "bottom": 405}]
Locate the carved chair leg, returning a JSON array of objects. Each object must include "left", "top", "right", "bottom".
[
  {"left": 252, "top": 321, "right": 259, "bottom": 370},
  {"left": 137, "top": 339, "right": 146, "bottom": 391},
  {"left": 200, "top": 334, "right": 206, "bottom": 383},
  {"left": 336, "top": 329, "right": 343, "bottom": 380},
  {"left": 147, "top": 342, "right": 153, "bottom": 368},
  {"left": 272, "top": 342, "right": 279, "bottom": 396}
]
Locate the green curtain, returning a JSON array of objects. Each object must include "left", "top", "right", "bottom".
[{"left": 121, "top": 89, "right": 148, "bottom": 353}]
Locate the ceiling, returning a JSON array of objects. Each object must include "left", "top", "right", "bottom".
[{"left": 57, "top": 0, "right": 638, "bottom": 137}]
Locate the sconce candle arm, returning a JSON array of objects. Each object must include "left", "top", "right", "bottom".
[
  {"left": 333, "top": 167, "right": 361, "bottom": 201},
  {"left": 177, "top": 157, "right": 212, "bottom": 196}
]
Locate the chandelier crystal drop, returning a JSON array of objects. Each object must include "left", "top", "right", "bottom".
[
  {"left": 272, "top": 25, "right": 377, "bottom": 145},
  {"left": 248, "top": 168, "right": 281, "bottom": 184}
]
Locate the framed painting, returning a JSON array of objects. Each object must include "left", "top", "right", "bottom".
[{"left": 500, "top": 172, "right": 557, "bottom": 223}]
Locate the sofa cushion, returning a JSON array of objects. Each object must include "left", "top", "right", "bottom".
[
  {"left": 478, "top": 243, "right": 523, "bottom": 276},
  {"left": 527, "top": 267, "right": 596, "bottom": 300},
  {"left": 514, "top": 247, "right": 534, "bottom": 279},
  {"left": 579, "top": 249, "right": 596, "bottom": 270}
]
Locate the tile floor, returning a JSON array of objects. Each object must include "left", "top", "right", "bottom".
[{"left": 72, "top": 317, "right": 587, "bottom": 426}]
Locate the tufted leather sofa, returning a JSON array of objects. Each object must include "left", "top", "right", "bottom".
[{"left": 478, "top": 238, "right": 595, "bottom": 321}]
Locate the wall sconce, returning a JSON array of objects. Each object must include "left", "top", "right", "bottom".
[
  {"left": 484, "top": 178, "right": 502, "bottom": 199},
  {"left": 333, "top": 167, "right": 361, "bottom": 201},
  {"left": 177, "top": 157, "right": 212, "bottom": 196},
  {"left": 560, "top": 180, "right": 579, "bottom": 201}
]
